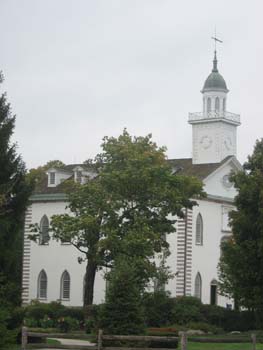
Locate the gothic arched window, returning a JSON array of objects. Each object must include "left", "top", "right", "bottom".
[
  {"left": 220, "top": 235, "right": 231, "bottom": 256},
  {"left": 39, "top": 215, "right": 49, "bottom": 245},
  {"left": 210, "top": 279, "right": 218, "bottom": 305},
  {"left": 195, "top": 213, "right": 203, "bottom": 245},
  {"left": 194, "top": 272, "right": 202, "bottom": 299},
  {"left": 37, "top": 270, "right": 47, "bottom": 299},
  {"left": 61, "top": 270, "right": 70, "bottom": 300},
  {"left": 207, "top": 98, "right": 211, "bottom": 114},
  {"left": 223, "top": 98, "right": 226, "bottom": 111},
  {"left": 215, "top": 97, "right": 220, "bottom": 112}
]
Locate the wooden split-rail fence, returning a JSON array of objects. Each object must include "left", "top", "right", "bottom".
[
  {"left": 21, "top": 327, "right": 180, "bottom": 350},
  {"left": 21, "top": 327, "right": 258, "bottom": 350}
]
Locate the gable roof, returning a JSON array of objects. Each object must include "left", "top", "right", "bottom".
[
  {"left": 32, "top": 156, "right": 237, "bottom": 197},
  {"left": 168, "top": 156, "right": 234, "bottom": 180}
]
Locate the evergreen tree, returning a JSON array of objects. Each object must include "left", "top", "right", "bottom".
[
  {"left": 99, "top": 257, "right": 145, "bottom": 335},
  {"left": 219, "top": 139, "right": 263, "bottom": 324},
  {"left": 0, "top": 72, "right": 32, "bottom": 306}
]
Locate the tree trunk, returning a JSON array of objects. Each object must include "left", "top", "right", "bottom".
[{"left": 83, "top": 259, "right": 97, "bottom": 317}]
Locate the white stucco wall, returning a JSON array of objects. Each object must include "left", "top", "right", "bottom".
[
  {"left": 191, "top": 200, "right": 233, "bottom": 307},
  {"left": 27, "top": 201, "right": 106, "bottom": 306},
  {"left": 192, "top": 121, "right": 238, "bottom": 165},
  {"left": 26, "top": 159, "right": 238, "bottom": 307},
  {"left": 203, "top": 161, "right": 238, "bottom": 198}
]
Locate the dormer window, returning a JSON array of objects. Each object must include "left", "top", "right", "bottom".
[
  {"left": 49, "top": 172, "right": 56, "bottom": 185},
  {"left": 76, "top": 171, "right": 82, "bottom": 183}
]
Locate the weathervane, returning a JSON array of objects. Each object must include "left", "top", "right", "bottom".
[{"left": 211, "top": 29, "right": 223, "bottom": 51}]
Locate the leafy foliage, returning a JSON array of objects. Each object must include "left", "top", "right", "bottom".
[
  {"left": 48, "top": 130, "right": 204, "bottom": 307},
  {"left": 0, "top": 72, "right": 33, "bottom": 347},
  {"left": 27, "top": 159, "right": 65, "bottom": 188},
  {"left": 143, "top": 291, "right": 175, "bottom": 327},
  {"left": 99, "top": 257, "right": 145, "bottom": 335},
  {"left": 219, "top": 139, "right": 263, "bottom": 323}
]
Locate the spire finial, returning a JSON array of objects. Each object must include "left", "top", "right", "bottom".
[
  {"left": 213, "top": 50, "right": 218, "bottom": 72},
  {"left": 211, "top": 29, "right": 222, "bottom": 73}
]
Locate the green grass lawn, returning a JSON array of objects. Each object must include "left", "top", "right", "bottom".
[
  {"left": 180, "top": 342, "right": 263, "bottom": 350},
  {"left": 46, "top": 338, "right": 61, "bottom": 345}
]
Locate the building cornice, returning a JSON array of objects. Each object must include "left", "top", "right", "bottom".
[
  {"left": 206, "top": 194, "right": 234, "bottom": 204},
  {"left": 29, "top": 193, "right": 68, "bottom": 202}
]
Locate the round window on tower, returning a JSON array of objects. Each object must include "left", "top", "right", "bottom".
[{"left": 222, "top": 175, "right": 233, "bottom": 189}]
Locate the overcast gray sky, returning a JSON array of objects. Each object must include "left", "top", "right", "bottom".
[{"left": 1, "top": 0, "right": 262, "bottom": 168}]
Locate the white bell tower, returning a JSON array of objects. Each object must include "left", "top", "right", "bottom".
[{"left": 189, "top": 50, "right": 240, "bottom": 164}]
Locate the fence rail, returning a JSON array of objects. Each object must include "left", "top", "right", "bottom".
[{"left": 21, "top": 327, "right": 257, "bottom": 350}]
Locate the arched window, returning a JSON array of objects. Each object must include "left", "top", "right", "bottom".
[
  {"left": 39, "top": 215, "right": 49, "bottom": 245},
  {"left": 210, "top": 279, "right": 218, "bottom": 305},
  {"left": 220, "top": 236, "right": 231, "bottom": 256},
  {"left": 37, "top": 270, "right": 47, "bottom": 299},
  {"left": 61, "top": 270, "right": 70, "bottom": 300},
  {"left": 207, "top": 98, "right": 211, "bottom": 114},
  {"left": 223, "top": 98, "right": 226, "bottom": 111},
  {"left": 194, "top": 272, "right": 202, "bottom": 299},
  {"left": 195, "top": 213, "right": 203, "bottom": 245},
  {"left": 215, "top": 97, "right": 220, "bottom": 112}
]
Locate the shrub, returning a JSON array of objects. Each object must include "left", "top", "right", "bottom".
[
  {"left": 186, "top": 321, "right": 223, "bottom": 334},
  {"left": 39, "top": 315, "right": 56, "bottom": 329},
  {"left": 99, "top": 258, "right": 145, "bottom": 335},
  {"left": 85, "top": 304, "right": 104, "bottom": 333},
  {"left": 59, "top": 307, "right": 84, "bottom": 322},
  {"left": 171, "top": 297, "right": 204, "bottom": 325},
  {"left": 200, "top": 304, "right": 226, "bottom": 329},
  {"left": 25, "top": 301, "right": 65, "bottom": 323},
  {"left": 24, "top": 317, "right": 39, "bottom": 328},
  {"left": 57, "top": 316, "right": 79, "bottom": 333},
  {"left": 143, "top": 291, "right": 175, "bottom": 327},
  {"left": 0, "top": 306, "right": 18, "bottom": 348},
  {"left": 24, "top": 302, "right": 85, "bottom": 330}
]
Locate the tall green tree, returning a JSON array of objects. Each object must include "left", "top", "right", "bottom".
[
  {"left": 99, "top": 256, "right": 145, "bottom": 335},
  {"left": 0, "top": 73, "right": 33, "bottom": 305},
  {"left": 0, "top": 73, "right": 33, "bottom": 347},
  {"left": 50, "top": 130, "right": 204, "bottom": 307},
  {"left": 219, "top": 139, "right": 263, "bottom": 320}
]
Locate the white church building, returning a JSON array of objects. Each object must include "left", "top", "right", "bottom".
[{"left": 22, "top": 50, "right": 242, "bottom": 308}]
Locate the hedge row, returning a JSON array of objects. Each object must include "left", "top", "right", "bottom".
[
  {"left": 143, "top": 292, "right": 262, "bottom": 331},
  {"left": 22, "top": 294, "right": 263, "bottom": 333}
]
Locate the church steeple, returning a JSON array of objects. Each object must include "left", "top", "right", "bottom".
[
  {"left": 188, "top": 47, "right": 240, "bottom": 165},
  {"left": 212, "top": 50, "right": 218, "bottom": 73}
]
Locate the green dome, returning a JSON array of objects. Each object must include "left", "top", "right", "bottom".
[
  {"left": 201, "top": 51, "right": 229, "bottom": 93},
  {"left": 202, "top": 72, "right": 228, "bottom": 92}
]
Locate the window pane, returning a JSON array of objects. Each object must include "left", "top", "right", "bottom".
[
  {"left": 50, "top": 172, "right": 56, "bottom": 185},
  {"left": 61, "top": 272, "right": 70, "bottom": 299},
  {"left": 196, "top": 214, "right": 203, "bottom": 245},
  {"left": 40, "top": 215, "right": 49, "bottom": 245},
  {"left": 38, "top": 270, "right": 47, "bottom": 299}
]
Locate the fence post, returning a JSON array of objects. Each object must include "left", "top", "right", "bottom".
[
  {"left": 251, "top": 333, "right": 256, "bottom": 350},
  {"left": 98, "top": 329, "right": 103, "bottom": 350},
  {"left": 21, "top": 326, "right": 28, "bottom": 350},
  {"left": 181, "top": 332, "right": 187, "bottom": 350}
]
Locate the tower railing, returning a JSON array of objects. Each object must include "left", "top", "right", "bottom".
[{"left": 188, "top": 111, "right": 240, "bottom": 124}]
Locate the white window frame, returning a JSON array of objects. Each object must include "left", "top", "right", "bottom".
[
  {"left": 49, "top": 172, "right": 56, "bottom": 185},
  {"left": 194, "top": 272, "right": 202, "bottom": 299},
  {"left": 39, "top": 215, "right": 49, "bottom": 245},
  {"left": 60, "top": 270, "right": 70, "bottom": 300},
  {"left": 37, "top": 270, "right": 47, "bottom": 299},
  {"left": 195, "top": 213, "right": 203, "bottom": 245}
]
